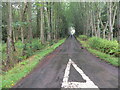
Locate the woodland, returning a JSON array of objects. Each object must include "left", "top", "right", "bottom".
[{"left": 1, "top": 2, "right": 120, "bottom": 71}]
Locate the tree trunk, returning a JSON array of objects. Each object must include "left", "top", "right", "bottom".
[
  {"left": 97, "top": 12, "right": 101, "bottom": 37},
  {"left": 6, "top": 2, "right": 14, "bottom": 67},
  {"left": 93, "top": 13, "right": 97, "bottom": 37},
  {"left": 103, "top": 22, "right": 108, "bottom": 39},
  {"left": 108, "top": 2, "right": 113, "bottom": 40},
  {"left": 53, "top": 7, "right": 56, "bottom": 40},
  {"left": 36, "top": 5, "right": 40, "bottom": 38},
  {"left": 27, "top": 2, "right": 33, "bottom": 42},
  {"left": 46, "top": 2, "right": 51, "bottom": 41},
  {"left": 20, "top": 2, "right": 28, "bottom": 43},
  {"left": 40, "top": 3, "right": 45, "bottom": 44},
  {"left": 12, "top": 30, "right": 16, "bottom": 51},
  {"left": 91, "top": 10, "right": 94, "bottom": 37},
  {"left": 117, "top": 2, "right": 120, "bottom": 43}
]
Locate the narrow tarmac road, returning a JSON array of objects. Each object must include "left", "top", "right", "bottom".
[{"left": 14, "top": 36, "right": 118, "bottom": 89}]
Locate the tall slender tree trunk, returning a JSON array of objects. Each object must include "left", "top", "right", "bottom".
[
  {"left": 97, "top": 12, "right": 101, "bottom": 37},
  {"left": 117, "top": 2, "right": 120, "bottom": 43},
  {"left": 53, "top": 8, "right": 56, "bottom": 40},
  {"left": 93, "top": 13, "right": 97, "bottom": 37},
  {"left": 12, "top": 30, "right": 16, "bottom": 51},
  {"left": 46, "top": 3, "right": 51, "bottom": 41},
  {"left": 91, "top": 10, "right": 94, "bottom": 37},
  {"left": 108, "top": 2, "right": 113, "bottom": 40},
  {"left": 27, "top": 2, "right": 33, "bottom": 42},
  {"left": 7, "top": 2, "right": 14, "bottom": 67},
  {"left": 20, "top": 2, "right": 28, "bottom": 56},
  {"left": 36, "top": 5, "right": 40, "bottom": 37},
  {"left": 20, "top": 2, "right": 28, "bottom": 43},
  {"left": 40, "top": 3, "right": 45, "bottom": 44}
]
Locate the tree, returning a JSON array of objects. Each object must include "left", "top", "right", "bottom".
[
  {"left": 46, "top": 2, "right": 51, "bottom": 41},
  {"left": 20, "top": 2, "right": 28, "bottom": 43},
  {"left": 40, "top": 2, "right": 45, "bottom": 44},
  {"left": 27, "top": 2, "right": 33, "bottom": 42},
  {"left": 6, "top": 2, "right": 14, "bottom": 67},
  {"left": 108, "top": 2, "right": 113, "bottom": 40}
]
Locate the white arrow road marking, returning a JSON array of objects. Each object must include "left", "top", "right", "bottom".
[{"left": 61, "top": 59, "right": 99, "bottom": 88}]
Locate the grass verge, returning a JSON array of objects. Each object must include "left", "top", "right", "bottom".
[
  {"left": 77, "top": 38, "right": 119, "bottom": 67},
  {"left": 1, "top": 39, "right": 65, "bottom": 88}
]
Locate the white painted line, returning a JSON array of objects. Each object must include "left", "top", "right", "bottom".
[{"left": 61, "top": 59, "right": 99, "bottom": 88}]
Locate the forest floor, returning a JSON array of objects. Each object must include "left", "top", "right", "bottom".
[{"left": 12, "top": 36, "right": 118, "bottom": 88}]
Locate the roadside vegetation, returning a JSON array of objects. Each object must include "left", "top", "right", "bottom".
[
  {"left": 1, "top": 39, "right": 65, "bottom": 88},
  {"left": 2, "top": 39, "right": 58, "bottom": 71},
  {"left": 78, "top": 35, "right": 119, "bottom": 67}
]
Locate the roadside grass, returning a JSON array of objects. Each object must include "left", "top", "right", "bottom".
[
  {"left": 1, "top": 39, "right": 65, "bottom": 88},
  {"left": 77, "top": 38, "right": 119, "bottom": 67}
]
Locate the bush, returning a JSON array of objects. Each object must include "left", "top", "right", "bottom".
[
  {"left": 31, "top": 39, "right": 43, "bottom": 51},
  {"left": 15, "top": 40, "right": 24, "bottom": 49},
  {"left": 79, "top": 35, "right": 88, "bottom": 41},
  {"left": 15, "top": 40, "right": 24, "bottom": 61},
  {"left": 23, "top": 39, "right": 44, "bottom": 58},
  {"left": 88, "top": 37, "right": 119, "bottom": 57},
  {"left": 49, "top": 40, "right": 55, "bottom": 46},
  {"left": 14, "top": 39, "right": 44, "bottom": 60}
]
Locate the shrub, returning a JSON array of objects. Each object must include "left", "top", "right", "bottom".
[
  {"left": 15, "top": 40, "right": 24, "bottom": 49},
  {"left": 23, "top": 39, "right": 45, "bottom": 58},
  {"left": 15, "top": 40, "right": 24, "bottom": 61},
  {"left": 14, "top": 39, "right": 43, "bottom": 60},
  {"left": 79, "top": 35, "right": 88, "bottom": 41},
  {"left": 88, "top": 37, "right": 119, "bottom": 57},
  {"left": 24, "top": 43, "right": 33, "bottom": 57},
  {"left": 49, "top": 40, "right": 55, "bottom": 46},
  {"left": 31, "top": 39, "right": 43, "bottom": 51}
]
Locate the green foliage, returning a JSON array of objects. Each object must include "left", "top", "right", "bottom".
[
  {"left": 88, "top": 37, "right": 119, "bottom": 57},
  {"left": 1, "top": 38, "right": 63, "bottom": 69},
  {"left": 1, "top": 39, "right": 65, "bottom": 88},
  {"left": 15, "top": 40, "right": 24, "bottom": 61},
  {"left": 49, "top": 40, "right": 56, "bottom": 46},
  {"left": 15, "top": 40, "right": 24, "bottom": 49},
  {"left": 2, "top": 39, "right": 45, "bottom": 65},
  {"left": 88, "top": 48, "right": 119, "bottom": 66},
  {"left": 79, "top": 35, "right": 88, "bottom": 41},
  {"left": 31, "top": 39, "right": 43, "bottom": 50},
  {"left": 2, "top": 43, "right": 6, "bottom": 53},
  {"left": 25, "top": 43, "right": 33, "bottom": 58},
  {"left": 24, "top": 39, "right": 45, "bottom": 58},
  {"left": 12, "top": 21, "right": 28, "bottom": 27},
  {"left": 16, "top": 39, "right": 45, "bottom": 59},
  {"left": 78, "top": 38, "right": 119, "bottom": 66}
]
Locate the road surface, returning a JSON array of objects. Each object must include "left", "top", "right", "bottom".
[{"left": 14, "top": 37, "right": 118, "bottom": 89}]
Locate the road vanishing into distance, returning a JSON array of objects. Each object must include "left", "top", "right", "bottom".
[{"left": 14, "top": 36, "right": 118, "bottom": 89}]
